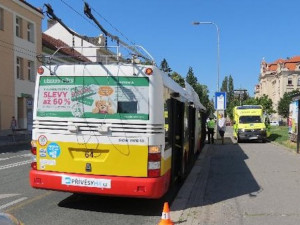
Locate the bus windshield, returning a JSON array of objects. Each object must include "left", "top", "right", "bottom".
[
  {"left": 239, "top": 116, "right": 262, "bottom": 124},
  {"left": 36, "top": 76, "right": 149, "bottom": 120}
]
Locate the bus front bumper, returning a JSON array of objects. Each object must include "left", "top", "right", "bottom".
[{"left": 30, "top": 170, "right": 170, "bottom": 199}]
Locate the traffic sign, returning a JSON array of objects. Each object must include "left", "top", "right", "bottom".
[{"left": 215, "top": 92, "right": 226, "bottom": 110}]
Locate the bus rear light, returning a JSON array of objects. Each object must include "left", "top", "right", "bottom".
[
  {"left": 149, "top": 145, "right": 161, "bottom": 153},
  {"left": 31, "top": 146, "right": 37, "bottom": 155},
  {"left": 148, "top": 153, "right": 161, "bottom": 161},
  {"left": 31, "top": 140, "right": 37, "bottom": 155},
  {"left": 148, "top": 169, "right": 160, "bottom": 177},
  {"left": 31, "top": 162, "right": 37, "bottom": 170},
  {"left": 37, "top": 67, "right": 44, "bottom": 75},
  {"left": 145, "top": 68, "right": 153, "bottom": 75},
  {"left": 148, "top": 161, "right": 160, "bottom": 170},
  {"left": 148, "top": 145, "right": 161, "bottom": 177}
]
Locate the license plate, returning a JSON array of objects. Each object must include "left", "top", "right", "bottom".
[
  {"left": 249, "top": 136, "right": 258, "bottom": 140},
  {"left": 62, "top": 175, "right": 111, "bottom": 189}
]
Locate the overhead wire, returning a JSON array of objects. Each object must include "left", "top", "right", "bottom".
[
  {"left": 0, "top": 40, "right": 38, "bottom": 58},
  {"left": 59, "top": 0, "right": 99, "bottom": 31},
  {"left": 80, "top": 0, "right": 136, "bottom": 46},
  {"left": 57, "top": 0, "right": 133, "bottom": 58}
]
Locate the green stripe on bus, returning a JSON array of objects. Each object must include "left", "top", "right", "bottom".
[
  {"left": 37, "top": 111, "right": 149, "bottom": 120},
  {"left": 39, "top": 76, "right": 149, "bottom": 86}
]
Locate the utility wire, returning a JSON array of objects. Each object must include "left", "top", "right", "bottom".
[
  {"left": 0, "top": 39, "right": 38, "bottom": 56},
  {"left": 80, "top": 0, "right": 136, "bottom": 46},
  {"left": 59, "top": 0, "right": 99, "bottom": 31},
  {"left": 0, "top": 41, "right": 37, "bottom": 58}
]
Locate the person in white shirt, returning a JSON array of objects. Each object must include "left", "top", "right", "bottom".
[{"left": 218, "top": 113, "right": 226, "bottom": 144}]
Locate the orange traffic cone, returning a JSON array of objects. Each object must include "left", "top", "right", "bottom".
[{"left": 157, "top": 202, "right": 174, "bottom": 225}]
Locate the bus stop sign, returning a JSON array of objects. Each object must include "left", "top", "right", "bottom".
[{"left": 215, "top": 92, "right": 226, "bottom": 110}]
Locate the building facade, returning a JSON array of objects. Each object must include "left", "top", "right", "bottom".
[
  {"left": 255, "top": 56, "right": 300, "bottom": 120},
  {"left": 0, "top": 0, "right": 43, "bottom": 132}
]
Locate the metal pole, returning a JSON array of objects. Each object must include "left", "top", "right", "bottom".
[{"left": 192, "top": 21, "right": 220, "bottom": 92}]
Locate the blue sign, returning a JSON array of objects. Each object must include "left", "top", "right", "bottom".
[
  {"left": 215, "top": 92, "right": 226, "bottom": 110},
  {"left": 47, "top": 143, "right": 61, "bottom": 159}
]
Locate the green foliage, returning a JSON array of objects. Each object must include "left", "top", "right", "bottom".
[
  {"left": 269, "top": 126, "right": 296, "bottom": 151},
  {"left": 159, "top": 58, "right": 172, "bottom": 74},
  {"left": 278, "top": 90, "right": 300, "bottom": 118},
  {"left": 186, "top": 67, "right": 198, "bottom": 88},
  {"left": 256, "top": 94, "right": 276, "bottom": 115},
  {"left": 170, "top": 71, "right": 185, "bottom": 87},
  {"left": 228, "top": 75, "right": 234, "bottom": 103},
  {"left": 221, "top": 76, "right": 228, "bottom": 93},
  {"left": 159, "top": 60, "right": 214, "bottom": 117}
]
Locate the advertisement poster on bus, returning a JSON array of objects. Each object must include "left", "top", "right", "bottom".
[{"left": 37, "top": 76, "right": 149, "bottom": 120}]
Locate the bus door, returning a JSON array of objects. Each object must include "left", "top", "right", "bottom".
[
  {"left": 169, "top": 98, "right": 185, "bottom": 182},
  {"left": 187, "top": 105, "right": 196, "bottom": 171}
]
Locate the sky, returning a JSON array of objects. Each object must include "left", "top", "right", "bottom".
[{"left": 28, "top": 0, "right": 300, "bottom": 98}]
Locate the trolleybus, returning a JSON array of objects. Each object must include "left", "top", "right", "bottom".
[{"left": 29, "top": 46, "right": 206, "bottom": 199}]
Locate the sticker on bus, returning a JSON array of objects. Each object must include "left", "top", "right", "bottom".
[
  {"left": 61, "top": 176, "right": 111, "bottom": 189},
  {"left": 47, "top": 143, "right": 61, "bottom": 159}
]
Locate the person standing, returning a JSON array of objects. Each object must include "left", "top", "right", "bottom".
[
  {"left": 207, "top": 117, "right": 215, "bottom": 144},
  {"left": 10, "top": 116, "right": 17, "bottom": 134},
  {"left": 218, "top": 113, "right": 226, "bottom": 144}
]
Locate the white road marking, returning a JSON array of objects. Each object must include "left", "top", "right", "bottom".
[
  {"left": 0, "top": 160, "right": 32, "bottom": 170},
  {"left": 0, "top": 194, "right": 20, "bottom": 200},
  {"left": 0, "top": 153, "right": 31, "bottom": 161},
  {"left": 0, "top": 197, "right": 28, "bottom": 210}
]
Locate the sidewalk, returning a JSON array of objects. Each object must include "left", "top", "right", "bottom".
[
  {"left": 170, "top": 144, "right": 210, "bottom": 224},
  {"left": 170, "top": 132, "right": 232, "bottom": 224},
  {"left": 0, "top": 131, "right": 31, "bottom": 147}
]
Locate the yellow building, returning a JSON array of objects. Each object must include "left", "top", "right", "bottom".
[
  {"left": 0, "top": 0, "right": 43, "bottom": 132},
  {"left": 255, "top": 56, "right": 300, "bottom": 120}
]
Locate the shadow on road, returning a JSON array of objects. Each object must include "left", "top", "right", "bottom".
[
  {"left": 58, "top": 178, "right": 183, "bottom": 216},
  {"left": 201, "top": 137, "right": 261, "bottom": 205}
]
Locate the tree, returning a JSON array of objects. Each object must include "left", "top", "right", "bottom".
[
  {"left": 221, "top": 76, "right": 228, "bottom": 93},
  {"left": 159, "top": 58, "right": 172, "bottom": 74},
  {"left": 278, "top": 90, "right": 300, "bottom": 118},
  {"left": 256, "top": 95, "right": 276, "bottom": 115},
  {"left": 186, "top": 67, "right": 198, "bottom": 89},
  {"left": 170, "top": 71, "right": 185, "bottom": 87},
  {"left": 228, "top": 75, "right": 234, "bottom": 103}
]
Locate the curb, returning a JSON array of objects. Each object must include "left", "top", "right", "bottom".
[{"left": 171, "top": 144, "right": 211, "bottom": 224}]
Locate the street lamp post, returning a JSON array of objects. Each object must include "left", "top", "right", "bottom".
[{"left": 192, "top": 21, "right": 220, "bottom": 92}]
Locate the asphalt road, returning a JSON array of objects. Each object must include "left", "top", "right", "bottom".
[
  {"left": 0, "top": 144, "right": 181, "bottom": 225},
  {"left": 2, "top": 129, "right": 300, "bottom": 225}
]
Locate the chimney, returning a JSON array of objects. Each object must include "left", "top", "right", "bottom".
[{"left": 47, "top": 19, "right": 57, "bottom": 29}]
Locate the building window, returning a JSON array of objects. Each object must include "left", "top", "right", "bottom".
[
  {"left": 27, "top": 22, "right": 34, "bottom": 42},
  {"left": 16, "top": 16, "right": 22, "bottom": 38},
  {"left": 0, "top": 8, "right": 3, "bottom": 31},
  {"left": 28, "top": 60, "right": 35, "bottom": 82},
  {"left": 288, "top": 77, "right": 293, "bottom": 86},
  {"left": 17, "top": 57, "right": 23, "bottom": 79},
  {"left": 298, "top": 78, "right": 300, "bottom": 86}
]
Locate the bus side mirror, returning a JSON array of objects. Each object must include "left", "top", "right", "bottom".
[{"left": 233, "top": 121, "right": 236, "bottom": 124}]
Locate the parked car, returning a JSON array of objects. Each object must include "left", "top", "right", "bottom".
[{"left": 270, "top": 121, "right": 279, "bottom": 126}]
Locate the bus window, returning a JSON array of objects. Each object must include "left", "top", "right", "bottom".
[{"left": 117, "top": 101, "right": 137, "bottom": 113}]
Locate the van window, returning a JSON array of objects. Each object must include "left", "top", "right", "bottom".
[{"left": 239, "top": 116, "right": 261, "bottom": 124}]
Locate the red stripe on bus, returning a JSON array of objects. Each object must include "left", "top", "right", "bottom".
[{"left": 29, "top": 170, "right": 171, "bottom": 199}]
